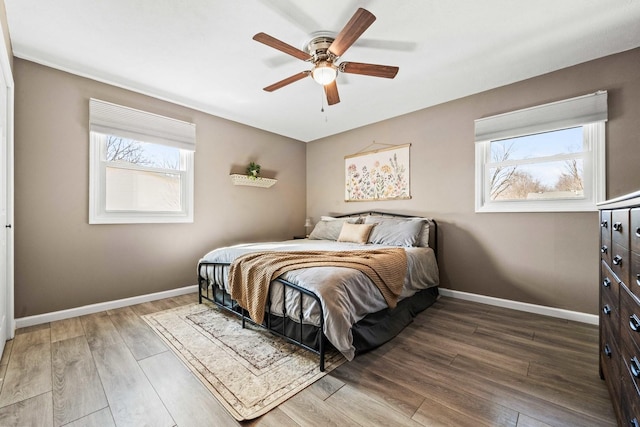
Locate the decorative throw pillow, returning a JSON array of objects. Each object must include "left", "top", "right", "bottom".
[
  {"left": 364, "top": 217, "right": 426, "bottom": 247},
  {"left": 308, "top": 220, "right": 344, "bottom": 240},
  {"left": 337, "top": 223, "right": 375, "bottom": 244},
  {"left": 308, "top": 216, "right": 362, "bottom": 241}
]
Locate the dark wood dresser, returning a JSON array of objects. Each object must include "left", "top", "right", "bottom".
[{"left": 599, "top": 190, "right": 640, "bottom": 426}]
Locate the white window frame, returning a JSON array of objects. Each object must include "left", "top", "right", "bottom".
[
  {"left": 89, "top": 99, "right": 195, "bottom": 224},
  {"left": 475, "top": 91, "right": 607, "bottom": 213}
]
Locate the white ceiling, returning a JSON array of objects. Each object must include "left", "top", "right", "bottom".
[{"left": 5, "top": 0, "right": 640, "bottom": 142}]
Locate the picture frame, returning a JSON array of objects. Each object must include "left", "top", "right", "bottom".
[{"left": 345, "top": 143, "right": 411, "bottom": 202}]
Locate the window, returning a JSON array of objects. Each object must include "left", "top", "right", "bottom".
[
  {"left": 475, "top": 91, "right": 607, "bottom": 212},
  {"left": 89, "top": 99, "right": 195, "bottom": 223}
]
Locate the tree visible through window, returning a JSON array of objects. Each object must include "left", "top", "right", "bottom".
[
  {"left": 102, "top": 135, "right": 183, "bottom": 212},
  {"left": 487, "top": 127, "right": 585, "bottom": 202},
  {"left": 106, "top": 136, "right": 152, "bottom": 165}
]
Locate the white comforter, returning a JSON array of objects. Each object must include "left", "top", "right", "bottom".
[{"left": 199, "top": 239, "right": 439, "bottom": 360}]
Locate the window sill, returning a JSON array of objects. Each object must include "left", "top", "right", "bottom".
[{"left": 476, "top": 199, "right": 598, "bottom": 213}]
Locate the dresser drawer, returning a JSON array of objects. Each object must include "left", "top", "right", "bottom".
[
  {"left": 621, "top": 360, "right": 640, "bottom": 427},
  {"left": 620, "top": 285, "right": 640, "bottom": 352},
  {"left": 631, "top": 251, "right": 640, "bottom": 298},
  {"left": 601, "top": 290, "right": 619, "bottom": 338},
  {"left": 601, "top": 324, "right": 621, "bottom": 411},
  {"left": 602, "top": 210, "right": 612, "bottom": 264},
  {"left": 612, "top": 243, "right": 630, "bottom": 285},
  {"left": 632, "top": 208, "right": 640, "bottom": 253},
  {"left": 613, "top": 209, "right": 631, "bottom": 249},
  {"left": 602, "top": 261, "right": 620, "bottom": 309},
  {"left": 601, "top": 314, "right": 619, "bottom": 349},
  {"left": 622, "top": 326, "right": 640, "bottom": 392},
  {"left": 620, "top": 325, "right": 640, "bottom": 427}
]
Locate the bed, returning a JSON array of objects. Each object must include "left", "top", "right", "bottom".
[{"left": 197, "top": 211, "right": 439, "bottom": 371}]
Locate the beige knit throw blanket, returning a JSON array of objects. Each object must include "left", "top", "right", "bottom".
[{"left": 228, "top": 249, "right": 408, "bottom": 324}]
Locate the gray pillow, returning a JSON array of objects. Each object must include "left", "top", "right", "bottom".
[
  {"left": 410, "top": 217, "right": 431, "bottom": 247},
  {"left": 364, "top": 217, "right": 426, "bottom": 247},
  {"left": 308, "top": 218, "right": 358, "bottom": 240}
]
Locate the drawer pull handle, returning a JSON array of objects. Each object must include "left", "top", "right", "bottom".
[
  {"left": 613, "top": 255, "right": 623, "bottom": 266},
  {"left": 604, "top": 344, "right": 612, "bottom": 357},
  {"left": 603, "top": 305, "right": 611, "bottom": 315},
  {"left": 637, "top": 273, "right": 640, "bottom": 287},
  {"left": 630, "top": 314, "right": 640, "bottom": 332},
  {"left": 603, "top": 277, "right": 611, "bottom": 288},
  {"left": 631, "top": 418, "right": 640, "bottom": 427},
  {"left": 613, "top": 222, "right": 623, "bottom": 232},
  {"left": 601, "top": 220, "right": 608, "bottom": 228},
  {"left": 601, "top": 245, "right": 608, "bottom": 254},
  {"left": 631, "top": 357, "right": 640, "bottom": 378},
  {"left": 636, "top": 227, "right": 640, "bottom": 238}
]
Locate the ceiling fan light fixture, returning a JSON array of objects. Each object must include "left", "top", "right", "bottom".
[
  {"left": 311, "top": 61, "right": 337, "bottom": 85},
  {"left": 254, "top": 8, "right": 396, "bottom": 106}
]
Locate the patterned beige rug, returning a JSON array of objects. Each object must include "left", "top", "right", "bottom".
[{"left": 142, "top": 302, "right": 345, "bottom": 420}]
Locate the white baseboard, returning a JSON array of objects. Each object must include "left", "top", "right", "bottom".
[
  {"left": 15, "top": 285, "right": 198, "bottom": 330},
  {"left": 15, "top": 285, "right": 598, "bottom": 330},
  {"left": 438, "top": 288, "right": 599, "bottom": 325}
]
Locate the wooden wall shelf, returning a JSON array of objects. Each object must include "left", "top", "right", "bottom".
[{"left": 230, "top": 174, "right": 277, "bottom": 188}]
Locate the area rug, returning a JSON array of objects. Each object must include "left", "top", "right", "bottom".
[{"left": 142, "top": 302, "right": 345, "bottom": 420}]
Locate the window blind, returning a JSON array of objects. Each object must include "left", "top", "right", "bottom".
[
  {"left": 474, "top": 91, "right": 607, "bottom": 142},
  {"left": 89, "top": 98, "right": 196, "bottom": 151}
]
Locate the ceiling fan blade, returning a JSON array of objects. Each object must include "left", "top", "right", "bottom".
[
  {"left": 263, "top": 71, "right": 310, "bottom": 92},
  {"left": 325, "top": 80, "right": 340, "bottom": 105},
  {"left": 340, "top": 62, "right": 399, "bottom": 79},
  {"left": 253, "top": 32, "right": 312, "bottom": 61},
  {"left": 328, "top": 8, "right": 376, "bottom": 58}
]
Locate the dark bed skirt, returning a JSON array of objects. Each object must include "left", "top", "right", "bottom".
[
  {"left": 352, "top": 286, "right": 439, "bottom": 355},
  {"left": 210, "top": 285, "right": 439, "bottom": 355}
]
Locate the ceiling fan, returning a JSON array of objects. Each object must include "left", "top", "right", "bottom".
[{"left": 253, "top": 8, "right": 399, "bottom": 106}]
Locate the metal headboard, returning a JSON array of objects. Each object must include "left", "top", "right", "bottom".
[{"left": 334, "top": 211, "right": 438, "bottom": 259}]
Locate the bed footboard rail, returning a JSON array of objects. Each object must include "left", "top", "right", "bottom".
[{"left": 198, "top": 261, "right": 327, "bottom": 371}]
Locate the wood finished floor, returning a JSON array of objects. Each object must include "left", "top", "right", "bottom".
[{"left": 0, "top": 294, "right": 615, "bottom": 427}]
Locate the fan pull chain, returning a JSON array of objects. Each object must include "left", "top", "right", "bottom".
[{"left": 320, "top": 86, "right": 329, "bottom": 122}]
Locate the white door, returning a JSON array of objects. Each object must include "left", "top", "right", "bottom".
[
  {"left": 0, "top": 78, "right": 6, "bottom": 357},
  {"left": 0, "top": 73, "right": 6, "bottom": 357},
  {"left": 0, "top": 24, "right": 14, "bottom": 359}
]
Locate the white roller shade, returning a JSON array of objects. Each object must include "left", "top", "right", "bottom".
[
  {"left": 89, "top": 98, "right": 196, "bottom": 151},
  {"left": 475, "top": 91, "right": 607, "bottom": 142}
]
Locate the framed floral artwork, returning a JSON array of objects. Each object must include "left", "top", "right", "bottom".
[{"left": 345, "top": 144, "right": 411, "bottom": 202}]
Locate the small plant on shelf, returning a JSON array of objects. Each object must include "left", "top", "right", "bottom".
[{"left": 246, "top": 162, "right": 261, "bottom": 179}]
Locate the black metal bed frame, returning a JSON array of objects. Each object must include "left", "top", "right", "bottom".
[
  {"left": 198, "top": 262, "right": 328, "bottom": 370},
  {"left": 197, "top": 212, "right": 437, "bottom": 372}
]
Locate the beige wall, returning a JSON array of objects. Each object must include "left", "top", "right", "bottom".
[
  {"left": 13, "top": 58, "right": 306, "bottom": 317},
  {"left": 12, "top": 47, "right": 640, "bottom": 318},
  {"left": 307, "top": 48, "right": 640, "bottom": 315}
]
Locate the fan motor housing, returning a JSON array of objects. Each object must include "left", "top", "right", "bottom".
[{"left": 306, "top": 36, "right": 336, "bottom": 62}]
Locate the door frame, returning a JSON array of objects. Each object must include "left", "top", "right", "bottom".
[{"left": 0, "top": 21, "right": 15, "bottom": 342}]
